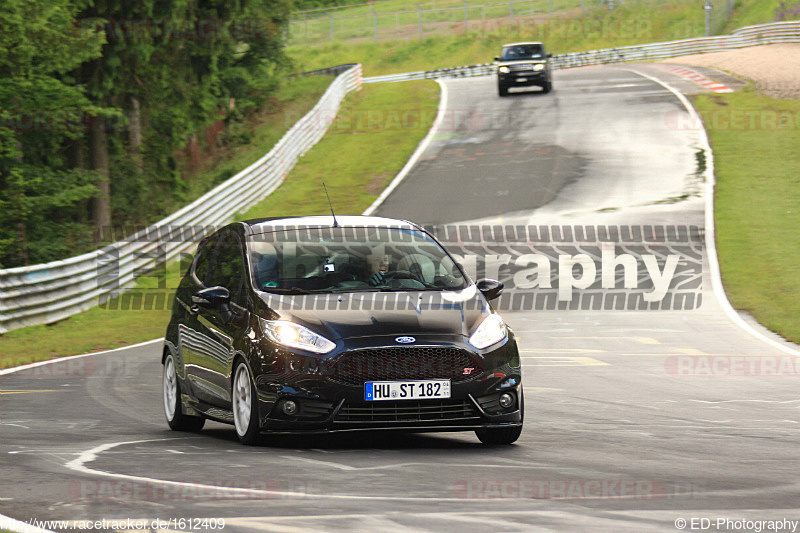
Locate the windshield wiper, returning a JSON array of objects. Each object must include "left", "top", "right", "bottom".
[{"left": 263, "top": 287, "right": 312, "bottom": 295}]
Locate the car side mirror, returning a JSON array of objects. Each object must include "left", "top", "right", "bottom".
[
  {"left": 547, "top": 52, "right": 553, "bottom": 58},
  {"left": 192, "top": 286, "right": 231, "bottom": 309},
  {"left": 494, "top": 56, "right": 500, "bottom": 61},
  {"left": 476, "top": 279, "right": 504, "bottom": 301}
]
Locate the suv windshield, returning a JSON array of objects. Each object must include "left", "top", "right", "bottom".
[
  {"left": 501, "top": 44, "right": 544, "bottom": 60},
  {"left": 248, "top": 226, "right": 467, "bottom": 294}
]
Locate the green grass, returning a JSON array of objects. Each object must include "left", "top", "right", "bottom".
[
  {"left": 722, "top": 0, "right": 783, "bottom": 33},
  {"left": 0, "top": 80, "right": 439, "bottom": 367},
  {"left": 290, "top": 0, "right": 740, "bottom": 76},
  {"left": 290, "top": 0, "right": 583, "bottom": 44},
  {"left": 238, "top": 79, "right": 439, "bottom": 219},
  {"left": 694, "top": 86, "right": 800, "bottom": 343}
]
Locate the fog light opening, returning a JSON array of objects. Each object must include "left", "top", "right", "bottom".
[
  {"left": 498, "top": 393, "right": 515, "bottom": 409},
  {"left": 282, "top": 400, "right": 298, "bottom": 416}
]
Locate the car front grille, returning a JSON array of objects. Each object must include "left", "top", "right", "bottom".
[
  {"left": 326, "top": 346, "right": 480, "bottom": 386},
  {"left": 334, "top": 399, "right": 480, "bottom": 424},
  {"left": 509, "top": 64, "right": 539, "bottom": 72}
]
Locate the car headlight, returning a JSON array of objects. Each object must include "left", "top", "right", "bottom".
[
  {"left": 263, "top": 320, "right": 336, "bottom": 354},
  {"left": 469, "top": 314, "right": 507, "bottom": 350},
  {"left": 498, "top": 66, "right": 510, "bottom": 74},
  {"left": 533, "top": 64, "right": 545, "bottom": 71}
]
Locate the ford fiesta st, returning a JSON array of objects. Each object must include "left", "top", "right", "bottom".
[{"left": 162, "top": 216, "right": 523, "bottom": 445}]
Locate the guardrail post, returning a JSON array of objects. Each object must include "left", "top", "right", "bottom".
[{"left": 548, "top": 0, "right": 552, "bottom": 16}]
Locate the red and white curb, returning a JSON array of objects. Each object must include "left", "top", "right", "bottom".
[{"left": 661, "top": 65, "right": 733, "bottom": 93}]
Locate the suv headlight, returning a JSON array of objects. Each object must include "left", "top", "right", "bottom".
[
  {"left": 263, "top": 320, "right": 336, "bottom": 354},
  {"left": 498, "top": 66, "right": 510, "bottom": 74},
  {"left": 469, "top": 314, "right": 507, "bottom": 350},
  {"left": 533, "top": 64, "right": 545, "bottom": 71}
]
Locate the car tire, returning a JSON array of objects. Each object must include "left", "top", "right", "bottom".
[
  {"left": 163, "top": 354, "right": 205, "bottom": 432},
  {"left": 475, "top": 425, "right": 523, "bottom": 445},
  {"left": 232, "top": 360, "right": 261, "bottom": 445},
  {"left": 498, "top": 84, "right": 508, "bottom": 97},
  {"left": 542, "top": 80, "right": 552, "bottom": 94}
]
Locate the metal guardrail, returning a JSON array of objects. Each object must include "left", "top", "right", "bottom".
[
  {"left": 0, "top": 64, "right": 363, "bottom": 334},
  {"left": 363, "top": 20, "right": 800, "bottom": 83}
]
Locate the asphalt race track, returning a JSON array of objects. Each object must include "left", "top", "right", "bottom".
[{"left": 4, "top": 66, "right": 800, "bottom": 532}]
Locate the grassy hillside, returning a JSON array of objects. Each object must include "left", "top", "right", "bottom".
[{"left": 289, "top": 0, "right": 786, "bottom": 76}]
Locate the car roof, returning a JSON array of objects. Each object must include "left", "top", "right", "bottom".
[
  {"left": 241, "top": 215, "right": 420, "bottom": 235},
  {"left": 501, "top": 42, "right": 545, "bottom": 47}
]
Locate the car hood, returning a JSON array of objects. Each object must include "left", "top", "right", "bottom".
[{"left": 256, "top": 288, "right": 490, "bottom": 340}]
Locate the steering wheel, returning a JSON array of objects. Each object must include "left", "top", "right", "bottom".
[{"left": 381, "top": 269, "right": 416, "bottom": 280}]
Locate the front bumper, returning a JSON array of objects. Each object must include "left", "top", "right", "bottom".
[
  {"left": 252, "top": 334, "right": 523, "bottom": 434},
  {"left": 498, "top": 71, "right": 547, "bottom": 87}
]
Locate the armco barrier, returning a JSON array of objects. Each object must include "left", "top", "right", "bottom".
[
  {"left": 363, "top": 21, "right": 800, "bottom": 83},
  {"left": 0, "top": 64, "right": 362, "bottom": 334}
]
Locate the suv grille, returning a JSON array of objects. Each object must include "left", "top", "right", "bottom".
[
  {"left": 326, "top": 347, "right": 479, "bottom": 386},
  {"left": 509, "top": 64, "right": 537, "bottom": 72},
  {"left": 335, "top": 399, "right": 479, "bottom": 424}
]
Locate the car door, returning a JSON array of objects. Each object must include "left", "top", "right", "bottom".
[
  {"left": 177, "top": 234, "right": 221, "bottom": 402},
  {"left": 190, "top": 230, "right": 247, "bottom": 406}
]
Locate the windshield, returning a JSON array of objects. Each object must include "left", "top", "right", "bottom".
[
  {"left": 248, "top": 226, "right": 468, "bottom": 294},
  {"left": 501, "top": 44, "right": 544, "bottom": 60}
]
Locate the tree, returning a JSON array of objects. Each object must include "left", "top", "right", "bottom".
[{"left": 0, "top": 0, "right": 107, "bottom": 266}]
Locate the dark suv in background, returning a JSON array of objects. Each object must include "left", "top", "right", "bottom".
[{"left": 496, "top": 42, "right": 553, "bottom": 96}]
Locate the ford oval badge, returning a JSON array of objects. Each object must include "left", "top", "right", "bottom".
[{"left": 395, "top": 336, "right": 415, "bottom": 344}]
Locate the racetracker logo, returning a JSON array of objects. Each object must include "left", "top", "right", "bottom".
[
  {"left": 68, "top": 479, "right": 318, "bottom": 501},
  {"left": 665, "top": 356, "right": 800, "bottom": 377},
  {"left": 452, "top": 479, "right": 704, "bottom": 500}
]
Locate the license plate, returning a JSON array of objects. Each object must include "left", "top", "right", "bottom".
[
  {"left": 365, "top": 380, "right": 451, "bottom": 401},
  {"left": 517, "top": 77, "right": 527, "bottom": 82}
]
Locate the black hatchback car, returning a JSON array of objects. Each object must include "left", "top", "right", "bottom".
[
  {"left": 162, "top": 216, "right": 523, "bottom": 445},
  {"left": 496, "top": 41, "right": 553, "bottom": 96}
]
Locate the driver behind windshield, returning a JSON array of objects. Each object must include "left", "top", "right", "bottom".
[
  {"left": 367, "top": 253, "right": 391, "bottom": 286},
  {"left": 502, "top": 45, "right": 543, "bottom": 60}
]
